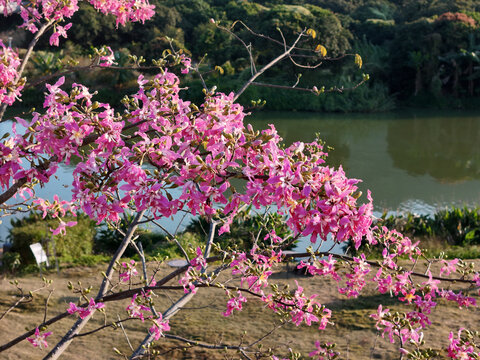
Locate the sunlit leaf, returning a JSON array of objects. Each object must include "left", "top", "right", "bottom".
[
  {"left": 355, "top": 53, "right": 363, "bottom": 69},
  {"left": 315, "top": 44, "right": 327, "bottom": 57}
]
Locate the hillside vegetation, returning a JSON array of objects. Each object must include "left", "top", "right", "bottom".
[{"left": 3, "top": 0, "right": 480, "bottom": 111}]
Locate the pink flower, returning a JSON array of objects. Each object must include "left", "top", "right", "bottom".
[
  {"left": 223, "top": 291, "right": 247, "bottom": 317},
  {"left": 67, "top": 298, "right": 104, "bottom": 319},
  {"left": 49, "top": 23, "right": 72, "bottom": 46},
  {"left": 126, "top": 294, "right": 150, "bottom": 321},
  {"left": 149, "top": 315, "right": 170, "bottom": 340},
  {"left": 309, "top": 341, "right": 338, "bottom": 359},
  {"left": 119, "top": 260, "right": 139, "bottom": 282},
  {"left": 50, "top": 219, "right": 77, "bottom": 236},
  {"left": 440, "top": 259, "right": 459, "bottom": 277},
  {"left": 27, "top": 328, "right": 52, "bottom": 349},
  {"left": 0, "top": 39, "right": 23, "bottom": 106},
  {"left": 179, "top": 268, "right": 197, "bottom": 294},
  {"left": 98, "top": 46, "right": 116, "bottom": 67},
  {"left": 190, "top": 247, "right": 206, "bottom": 270},
  {"left": 447, "top": 329, "right": 478, "bottom": 359}
]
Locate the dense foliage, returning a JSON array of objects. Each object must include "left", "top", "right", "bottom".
[
  {"left": 9, "top": 212, "right": 96, "bottom": 265},
  {"left": 3, "top": 0, "right": 480, "bottom": 111}
]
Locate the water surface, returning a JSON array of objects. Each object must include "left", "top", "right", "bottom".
[{"left": 250, "top": 109, "right": 480, "bottom": 215}]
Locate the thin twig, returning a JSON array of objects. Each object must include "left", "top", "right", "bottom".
[
  {"left": 43, "top": 290, "right": 54, "bottom": 324},
  {"left": 73, "top": 317, "right": 139, "bottom": 338},
  {"left": 130, "top": 221, "right": 218, "bottom": 359},
  {"left": 117, "top": 314, "right": 134, "bottom": 351}
]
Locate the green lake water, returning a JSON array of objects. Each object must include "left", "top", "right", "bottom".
[{"left": 250, "top": 109, "right": 480, "bottom": 215}]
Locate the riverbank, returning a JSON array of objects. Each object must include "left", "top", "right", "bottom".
[{"left": 1, "top": 259, "right": 479, "bottom": 359}]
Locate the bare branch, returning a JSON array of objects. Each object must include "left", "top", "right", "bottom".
[
  {"left": 233, "top": 30, "right": 306, "bottom": 101},
  {"left": 44, "top": 210, "right": 146, "bottom": 360},
  {"left": 130, "top": 220, "right": 218, "bottom": 359}
]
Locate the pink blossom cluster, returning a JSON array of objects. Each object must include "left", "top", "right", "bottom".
[
  {"left": 370, "top": 259, "right": 479, "bottom": 348},
  {"left": 376, "top": 227, "right": 422, "bottom": 268},
  {"left": 338, "top": 254, "right": 371, "bottom": 298},
  {"left": 179, "top": 247, "right": 206, "bottom": 294},
  {"left": 297, "top": 255, "right": 341, "bottom": 281},
  {"left": 1, "top": 0, "right": 154, "bottom": 36},
  {"left": 67, "top": 298, "right": 104, "bottom": 319},
  {"left": 27, "top": 328, "right": 52, "bottom": 349},
  {"left": 0, "top": 39, "right": 22, "bottom": 106},
  {"left": 11, "top": 0, "right": 79, "bottom": 33},
  {"left": 148, "top": 315, "right": 170, "bottom": 340},
  {"left": 287, "top": 282, "right": 332, "bottom": 330},
  {"left": 309, "top": 341, "right": 339, "bottom": 360},
  {"left": 260, "top": 280, "right": 333, "bottom": 330},
  {"left": 440, "top": 259, "right": 459, "bottom": 277},
  {"left": 222, "top": 290, "right": 247, "bottom": 317},
  {"left": 34, "top": 195, "right": 75, "bottom": 219},
  {"left": 98, "top": 46, "right": 116, "bottom": 67},
  {"left": 179, "top": 269, "right": 197, "bottom": 294},
  {"left": 5, "top": 66, "right": 376, "bottom": 253},
  {"left": 447, "top": 329, "right": 479, "bottom": 359},
  {"left": 179, "top": 54, "right": 191, "bottom": 74},
  {"left": 439, "top": 290, "right": 477, "bottom": 308},
  {"left": 33, "top": 195, "right": 77, "bottom": 235},
  {"left": 119, "top": 260, "right": 139, "bottom": 282},
  {"left": 190, "top": 247, "right": 206, "bottom": 270},
  {"left": 49, "top": 23, "right": 72, "bottom": 46},
  {"left": 234, "top": 248, "right": 282, "bottom": 293},
  {"left": 370, "top": 305, "right": 424, "bottom": 344},
  {"left": 126, "top": 294, "right": 150, "bottom": 322},
  {"left": 87, "top": 0, "right": 155, "bottom": 27},
  {"left": 227, "top": 250, "right": 333, "bottom": 329}
]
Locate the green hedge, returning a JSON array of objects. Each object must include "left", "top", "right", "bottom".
[{"left": 9, "top": 212, "right": 96, "bottom": 265}]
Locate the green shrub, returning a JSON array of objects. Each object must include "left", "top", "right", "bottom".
[
  {"left": 433, "top": 207, "right": 480, "bottom": 245},
  {"left": 348, "top": 207, "right": 480, "bottom": 258},
  {"left": 59, "top": 254, "right": 111, "bottom": 267},
  {"left": 147, "top": 231, "right": 204, "bottom": 260},
  {"left": 184, "top": 211, "right": 295, "bottom": 251},
  {"left": 374, "top": 207, "right": 480, "bottom": 247},
  {"left": 1, "top": 251, "right": 21, "bottom": 273},
  {"left": 9, "top": 212, "right": 96, "bottom": 265},
  {"left": 94, "top": 213, "right": 166, "bottom": 256}
]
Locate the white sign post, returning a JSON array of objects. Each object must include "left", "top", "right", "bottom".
[{"left": 30, "top": 243, "right": 49, "bottom": 272}]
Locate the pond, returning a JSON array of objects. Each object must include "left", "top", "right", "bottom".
[
  {"left": 1, "top": 109, "right": 480, "bottom": 249},
  {"left": 250, "top": 109, "right": 480, "bottom": 215}
]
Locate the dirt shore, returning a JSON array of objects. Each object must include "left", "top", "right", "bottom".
[{"left": 0, "top": 261, "right": 478, "bottom": 359}]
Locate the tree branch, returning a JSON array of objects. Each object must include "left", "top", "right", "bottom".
[
  {"left": 129, "top": 221, "right": 217, "bottom": 359},
  {"left": 43, "top": 210, "right": 146, "bottom": 360}
]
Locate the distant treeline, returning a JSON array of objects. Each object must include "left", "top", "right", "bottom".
[{"left": 3, "top": 0, "right": 480, "bottom": 112}]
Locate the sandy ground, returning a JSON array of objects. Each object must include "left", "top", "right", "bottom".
[{"left": 0, "top": 261, "right": 479, "bottom": 359}]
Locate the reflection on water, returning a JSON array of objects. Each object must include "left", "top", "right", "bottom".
[
  {"left": 250, "top": 110, "right": 480, "bottom": 214},
  {"left": 387, "top": 115, "right": 480, "bottom": 183}
]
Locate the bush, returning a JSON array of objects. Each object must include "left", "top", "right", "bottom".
[
  {"left": 146, "top": 231, "right": 204, "bottom": 260},
  {"left": 349, "top": 207, "right": 480, "bottom": 257},
  {"left": 8, "top": 212, "right": 96, "bottom": 265},
  {"left": 433, "top": 207, "right": 480, "bottom": 245},
  {"left": 58, "top": 254, "right": 111, "bottom": 267},
  {"left": 94, "top": 213, "right": 166, "bottom": 256},
  {"left": 184, "top": 211, "right": 295, "bottom": 251},
  {"left": 1, "top": 251, "right": 21, "bottom": 273}
]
